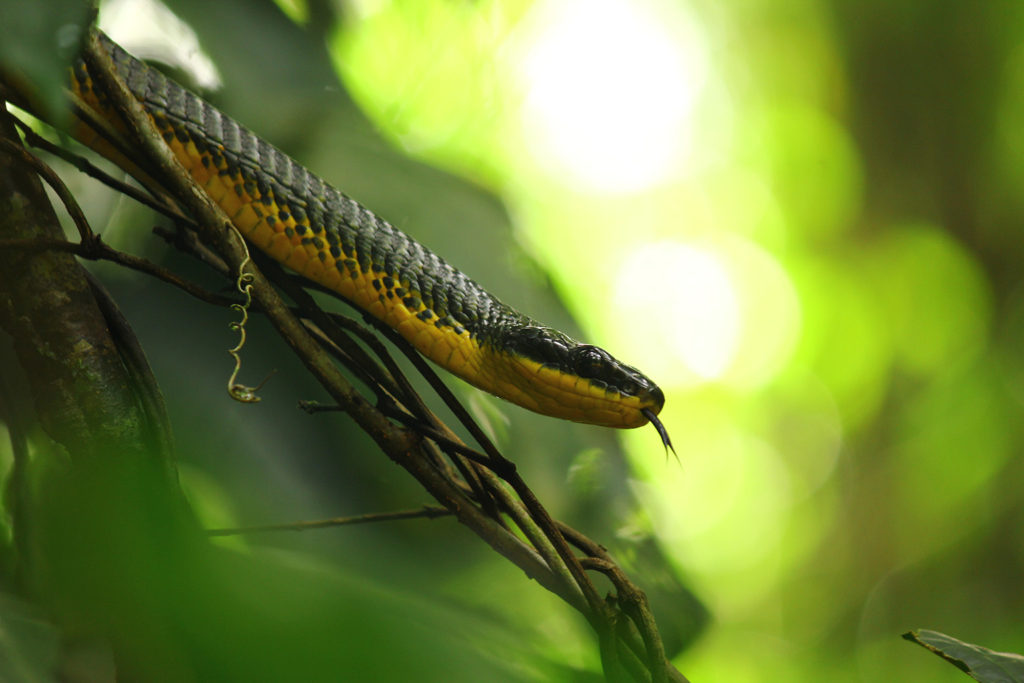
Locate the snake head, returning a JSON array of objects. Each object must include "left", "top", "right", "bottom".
[
  {"left": 567, "top": 344, "right": 664, "bottom": 405},
  {"left": 489, "top": 325, "right": 666, "bottom": 432}
]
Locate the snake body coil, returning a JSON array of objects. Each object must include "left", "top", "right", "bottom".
[{"left": 63, "top": 33, "right": 666, "bottom": 433}]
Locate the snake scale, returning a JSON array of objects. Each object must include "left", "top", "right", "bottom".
[{"left": 12, "top": 31, "right": 669, "bottom": 442}]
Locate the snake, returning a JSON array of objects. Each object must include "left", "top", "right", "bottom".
[{"left": 12, "top": 32, "right": 670, "bottom": 443}]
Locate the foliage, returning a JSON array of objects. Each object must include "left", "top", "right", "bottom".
[
  {"left": 1, "top": 0, "right": 1023, "bottom": 680},
  {"left": 335, "top": 0, "right": 1024, "bottom": 680},
  {"left": 904, "top": 630, "right": 1024, "bottom": 683}
]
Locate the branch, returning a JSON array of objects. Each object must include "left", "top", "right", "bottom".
[
  {"left": 70, "top": 29, "right": 687, "bottom": 682},
  {"left": 11, "top": 115, "right": 187, "bottom": 223},
  {"left": 79, "top": 26, "right": 582, "bottom": 609},
  {"left": 0, "top": 78, "right": 200, "bottom": 681},
  {"left": 205, "top": 505, "right": 452, "bottom": 536}
]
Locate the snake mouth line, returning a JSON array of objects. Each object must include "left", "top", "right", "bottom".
[{"left": 642, "top": 408, "right": 675, "bottom": 455}]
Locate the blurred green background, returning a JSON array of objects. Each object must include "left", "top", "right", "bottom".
[{"left": 4, "top": 0, "right": 1024, "bottom": 680}]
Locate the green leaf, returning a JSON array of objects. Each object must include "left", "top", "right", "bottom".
[
  {"left": 0, "top": 0, "right": 91, "bottom": 124},
  {"left": 0, "top": 592, "right": 60, "bottom": 683},
  {"left": 903, "top": 629, "right": 1024, "bottom": 683}
]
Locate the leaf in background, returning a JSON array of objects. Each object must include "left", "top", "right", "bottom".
[
  {"left": 0, "top": 592, "right": 60, "bottom": 683},
  {"left": 0, "top": 0, "right": 92, "bottom": 125},
  {"left": 903, "top": 629, "right": 1024, "bottom": 683}
]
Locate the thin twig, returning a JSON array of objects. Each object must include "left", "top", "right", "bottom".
[
  {"left": 69, "top": 29, "right": 683, "bottom": 681},
  {"left": 264, "top": 258, "right": 401, "bottom": 401},
  {"left": 274, "top": 266, "right": 505, "bottom": 519},
  {"left": 206, "top": 505, "right": 452, "bottom": 536},
  {"left": 299, "top": 321, "right": 394, "bottom": 402},
  {"left": 11, "top": 115, "right": 187, "bottom": 223},
  {"left": 153, "top": 224, "right": 231, "bottom": 276},
  {"left": 582, "top": 558, "right": 669, "bottom": 683},
  {"left": 0, "top": 235, "right": 237, "bottom": 307},
  {"left": 376, "top": 323, "right": 599, "bottom": 608},
  {"left": 0, "top": 138, "right": 95, "bottom": 241},
  {"left": 80, "top": 27, "right": 586, "bottom": 615}
]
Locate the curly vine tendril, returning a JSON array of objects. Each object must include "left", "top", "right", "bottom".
[{"left": 226, "top": 232, "right": 273, "bottom": 403}]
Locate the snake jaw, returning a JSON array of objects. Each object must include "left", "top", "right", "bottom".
[{"left": 491, "top": 325, "right": 667, "bottom": 428}]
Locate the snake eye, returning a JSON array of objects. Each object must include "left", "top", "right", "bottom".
[{"left": 571, "top": 345, "right": 609, "bottom": 378}]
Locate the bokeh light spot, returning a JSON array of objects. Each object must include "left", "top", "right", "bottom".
[
  {"left": 744, "top": 105, "right": 862, "bottom": 240},
  {"left": 515, "top": 0, "right": 706, "bottom": 192},
  {"left": 612, "top": 241, "right": 740, "bottom": 386},
  {"left": 792, "top": 257, "right": 890, "bottom": 428},
  {"left": 611, "top": 237, "right": 800, "bottom": 390},
  {"left": 720, "top": 239, "right": 801, "bottom": 389},
  {"left": 867, "top": 223, "right": 991, "bottom": 376}
]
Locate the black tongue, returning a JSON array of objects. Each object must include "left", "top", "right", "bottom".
[{"left": 641, "top": 408, "right": 676, "bottom": 459}]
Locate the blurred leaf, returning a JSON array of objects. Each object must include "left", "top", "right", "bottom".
[
  {"left": 0, "top": 0, "right": 91, "bottom": 124},
  {"left": 271, "top": 0, "right": 308, "bottom": 25},
  {"left": 749, "top": 104, "right": 862, "bottom": 240},
  {"left": 903, "top": 630, "right": 1024, "bottom": 682},
  {"left": 867, "top": 224, "right": 991, "bottom": 377},
  {"left": 565, "top": 448, "right": 605, "bottom": 497},
  {"left": 177, "top": 463, "right": 248, "bottom": 552},
  {"left": 0, "top": 592, "right": 60, "bottom": 683}
]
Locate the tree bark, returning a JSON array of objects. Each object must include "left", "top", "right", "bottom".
[{"left": 0, "top": 104, "right": 199, "bottom": 681}]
